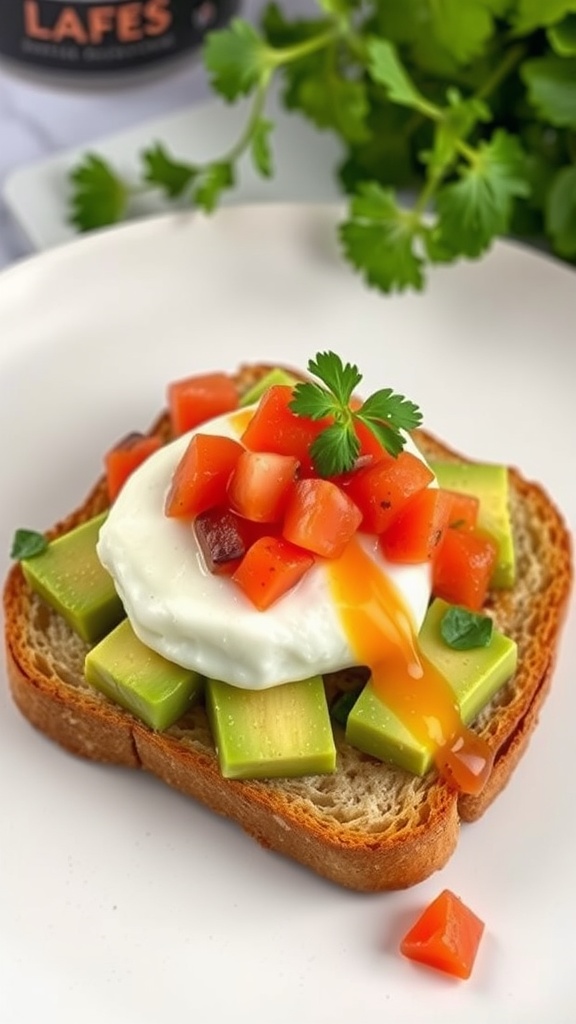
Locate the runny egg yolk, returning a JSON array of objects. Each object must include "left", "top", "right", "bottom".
[{"left": 327, "top": 537, "right": 493, "bottom": 795}]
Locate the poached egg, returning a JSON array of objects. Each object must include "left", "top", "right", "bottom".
[{"left": 97, "top": 410, "right": 432, "bottom": 689}]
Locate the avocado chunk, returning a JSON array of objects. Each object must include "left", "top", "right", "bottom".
[
  {"left": 431, "top": 460, "right": 515, "bottom": 587},
  {"left": 22, "top": 512, "right": 124, "bottom": 643},
  {"left": 345, "top": 599, "right": 517, "bottom": 775},
  {"left": 206, "top": 675, "right": 336, "bottom": 779},
  {"left": 239, "top": 367, "right": 299, "bottom": 407},
  {"left": 85, "top": 619, "right": 203, "bottom": 731}
]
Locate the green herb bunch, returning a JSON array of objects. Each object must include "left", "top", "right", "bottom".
[{"left": 70, "top": 0, "right": 576, "bottom": 293}]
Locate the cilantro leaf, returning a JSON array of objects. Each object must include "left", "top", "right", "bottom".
[
  {"left": 69, "top": 154, "right": 129, "bottom": 231},
  {"left": 548, "top": 14, "right": 576, "bottom": 55},
  {"left": 289, "top": 350, "right": 422, "bottom": 476},
  {"left": 307, "top": 351, "right": 362, "bottom": 405},
  {"left": 309, "top": 422, "right": 360, "bottom": 477},
  {"left": 328, "top": 79, "right": 371, "bottom": 145},
  {"left": 66, "top": 0, "right": 576, "bottom": 294},
  {"left": 513, "top": 0, "right": 576, "bottom": 35},
  {"left": 192, "top": 162, "right": 234, "bottom": 212},
  {"left": 11, "top": 529, "right": 48, "bottom": 560},
  {"left": 434, "top": 130, "right": 530, "bottom": 258},
  {"left": 292, "top": 71, "right": 371, "bottom": 144},
  {"left": 546, "top": 165, "right": 576, "bottom": 257},
  {"left": 360, "top": 389, "right": 423, "bottom": 432},
  {"left": 427, "top": 0, "right": 498, "bottom": 64},
  {"left": 521, "top": 56, "right": 576, "bottom": 128},
  {"left": 374, "top": 0, "right": 427, "bottom": 44},
  {"left": 440, "top": 606, "right": 494, "bottom": 650},
  {"left": 203, "top": 19, "right": 271, "bottom": 101},
  {"left": 356, "top": 389, "right": 422, "bottom": 457},
  {"left": 290, "top": 381, "right": 339, "bottom": 420},
  {"left": 340, "top": 184, "right": 425, "bottom": 293},
  {"left": 142, "top": 143, "right": 197, "bottom": 199},
  {"left": 367, "top": 38, "right": 439, "bottom": 118}
]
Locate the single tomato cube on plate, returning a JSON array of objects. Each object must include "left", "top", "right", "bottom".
[{"left": 400, "top": 889, "right": 485, "bottom": 980}]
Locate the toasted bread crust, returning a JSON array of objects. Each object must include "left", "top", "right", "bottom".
[{"left": 3, "top": 367, "right": 572, "bottom": 891}]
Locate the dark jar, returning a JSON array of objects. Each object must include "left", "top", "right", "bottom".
[{"left": 0, "top": 1, "right": 240, "bottom": 81}]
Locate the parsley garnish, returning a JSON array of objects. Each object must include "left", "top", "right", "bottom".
[
  {"left": 67, "top": 4, "right": 576, "bottom": 287},
  {"left": 440, "top": 606, "right": 494, "bottom": 651},
  {"left": 11, "top": 529, "right": 48, "bottom": 560},
  {"left": 289, "top": 351, "right": 422, "bottom": 477}
]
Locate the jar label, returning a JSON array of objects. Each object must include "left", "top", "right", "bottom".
[{"left": 0, "top": 1, "right": 239, "bottom": 73}]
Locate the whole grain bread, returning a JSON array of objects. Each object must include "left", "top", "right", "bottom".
[{"left": 3, "top": 364, "right": 572, "bottom": 891}]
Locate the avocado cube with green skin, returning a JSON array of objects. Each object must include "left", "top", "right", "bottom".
[
  {"left": 206, "top": 675, "right": 336, "bottom": 779},
  {"left": 85, "top": 619, "right": 203, "bottom": 731},
  {"left": 345, "top": 599, "right": 517, "bottom": 776},
  {"left": 239, "top": 368, "right": 299, "bottom": 407},
  {"left": 430, "top": 460, "right": 515, "bottom": 587},
  {"left": 22, "top": 512, "right": 124, "bottom": 643}
]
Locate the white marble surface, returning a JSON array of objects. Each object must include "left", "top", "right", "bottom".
[{"left": 0, "top": 0, "right": 318, "bottom": 271}]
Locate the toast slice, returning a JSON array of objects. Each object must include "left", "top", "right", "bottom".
[{"left": 3, "top": 365, "right": 572, "bottom": 891}]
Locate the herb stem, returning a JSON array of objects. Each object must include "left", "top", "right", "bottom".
[
  {"left": 268, "top": 26, "right": 340, "bottom": 68},
  {"left": 474, "top": 42, "right": 528, "bottom": 102},
  {"left": 219, "top": 23, "right": 344, "bottom": 168},
  {"left": 220, "top": 74, "right": 272, "bottom": 165}
]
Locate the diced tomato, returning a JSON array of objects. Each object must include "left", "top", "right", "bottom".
[
  {"left": 165, "top": 434, "right": 244, "bottom": 519},
  {"left": 168, "top": 372, "right": 238, "bottom": 436},
  {"left": 282, "top": 478, "right": 362, "bottom": 559},
  {"left": 232, "top": 536, "right": 314, "bottom": 610},
  {"left": 380, "top": 486, "right": 453, "bottom": 563},
  {"left": 444, "top": 489, "right": 480, "bottom": 531},
  {"left": 344, "top": 451, "right": 435, "bottom": 534},
  {"left": 354, "top": 420, "right": 394, "bottom": 466},
  {"left": 241, "top": 385, "right": 327, "bottom": 476},
  {"left": 227, "top": 450, "right": 299, "bottom": 523},
  {"left": 193, "top": 507, "right": 263, "bottom": 575},
  {"left": 400, "top": 889, "right": 485, "bottom": 980},
  {"left": 105, "top": 432, "right": 162, "bottom": 502},
  {"left": 433, "top": 527, "right": 497, "bottom": 610}
]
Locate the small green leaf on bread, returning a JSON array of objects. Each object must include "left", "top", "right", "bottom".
[{"left": 11, "top": 529, "right": 48, "bottom": 560}]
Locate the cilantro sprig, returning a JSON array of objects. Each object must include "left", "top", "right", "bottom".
[
  {"left": 68, "top": 3, "right": 576, "bottom": 289},
  {"left": 289, "top": 351, "right": 422, "bottom": 477}
]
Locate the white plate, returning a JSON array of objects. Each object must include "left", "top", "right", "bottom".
[{"left": 0, "top": 204, "right": 574, "bottom": 1024}]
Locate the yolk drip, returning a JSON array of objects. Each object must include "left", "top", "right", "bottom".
[
  {"left": 328, "top": 537, "right": 493, "bottom": 795},
  {"left": 229, "top": 409, "right": 255, "bottom": 435}
]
